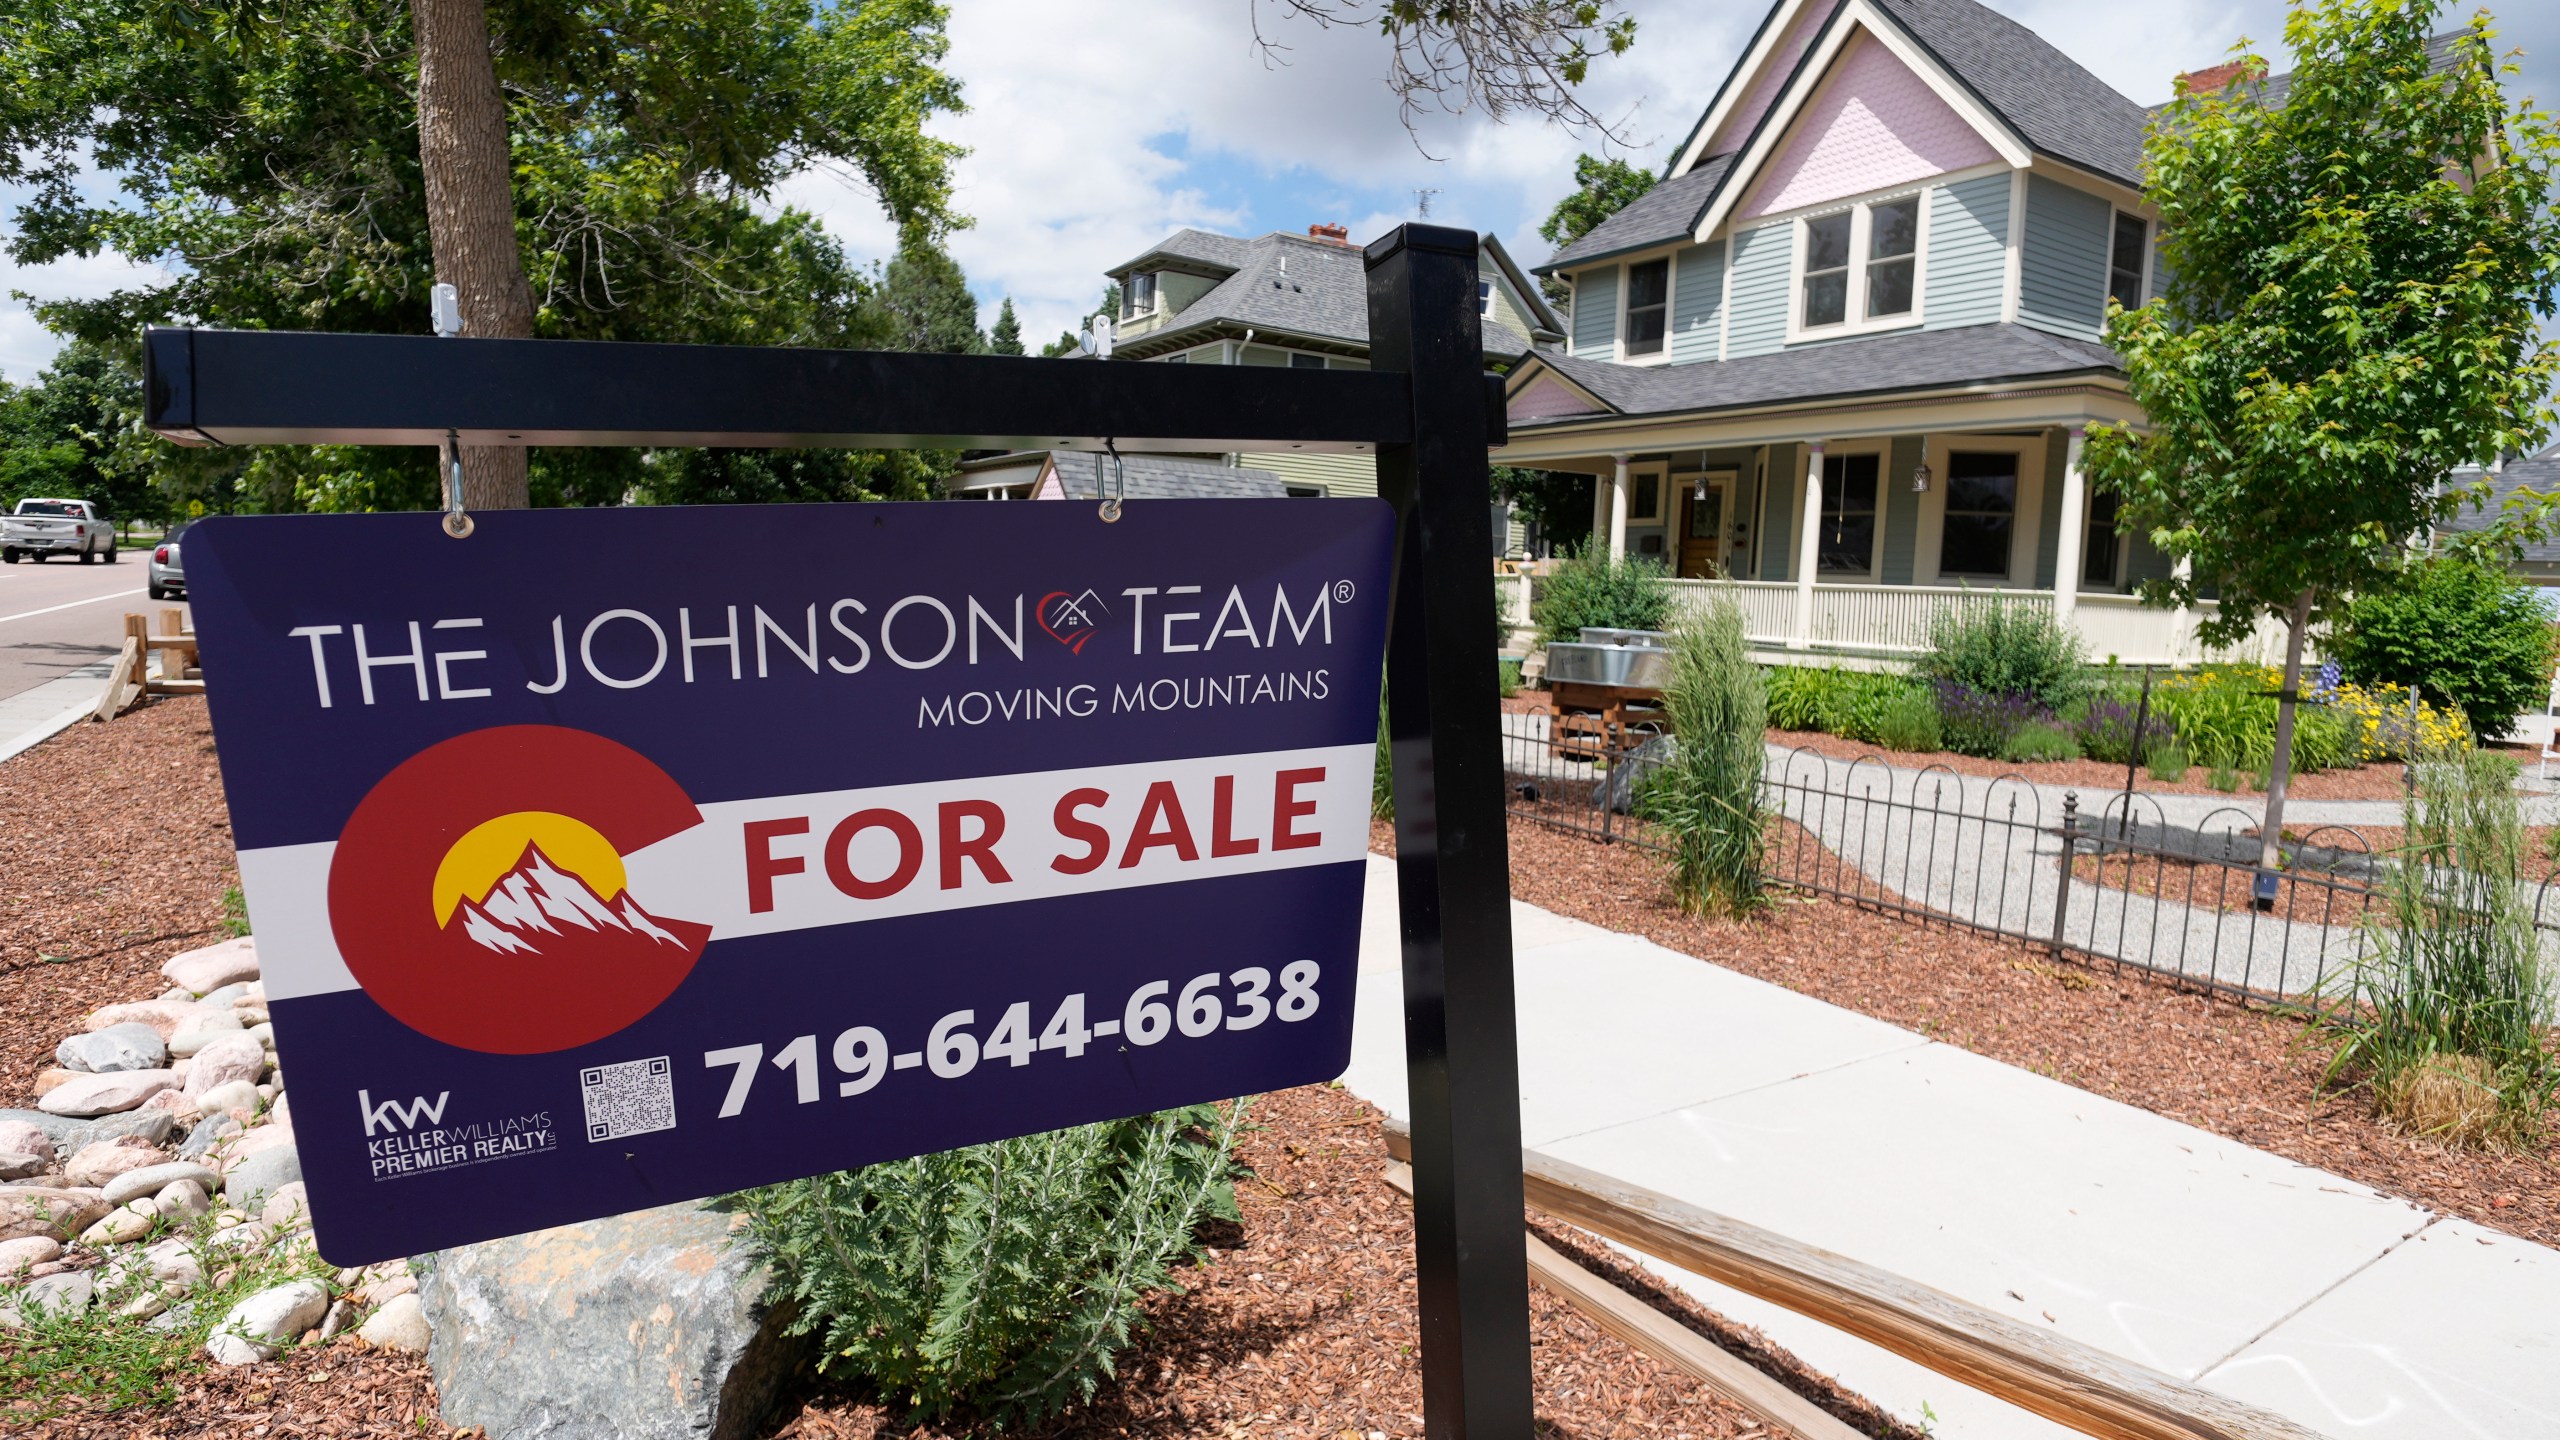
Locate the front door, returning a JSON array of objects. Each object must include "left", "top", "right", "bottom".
[{"left": 1676, "top": 473, "right": 1731, "bottom": 578}]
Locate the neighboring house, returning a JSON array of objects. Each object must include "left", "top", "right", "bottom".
[
  {"left": 1099, "top": 223, "right": 1562, "bottom": 513},
  {"left": 951, "top": 450, "right": 1290, "bottom": 502},
  {"left": 2439, "top": 446, "right": 2560, "bottom": 586},
  {"left": 1496, "top": 0, "right": 2455, "bottom": 665}
]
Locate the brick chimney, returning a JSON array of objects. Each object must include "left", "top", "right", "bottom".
[
  {"left": 2176, "top": 58, "right": 2262, "bottom": 95},
  {"left": 1307, "top": 222, "right": 1350, "bottom": 245}
]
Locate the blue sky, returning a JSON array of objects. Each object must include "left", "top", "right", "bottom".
[{"left": 6, "top": 0, "right": 2557, "bottom": 379}]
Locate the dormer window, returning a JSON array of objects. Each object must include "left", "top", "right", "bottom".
[
  {"left": 1795, "top": 193, "right": 1925, "bottom": 336},
  {"left": 1624, "top": 258, "right": 1669, "bottom": 358},
  {"left": 1124, "top": 273, "right": 1157, "bottom": 318},
  {"left": 1478, "top": 279, "right": 1493, "bottom": 316}
]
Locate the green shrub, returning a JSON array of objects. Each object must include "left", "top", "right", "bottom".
[
  {"left": 1531, "top": 546, "right": 1672, "bottom": 650},
  {"left": 1372, "top": 683, "right": 1393, "bottom": 820},
  {"left": 1496, "top": 658, "right": 1523, "bottom": 700},
  {"left": 1642, "top": 595, "right": 1768, "bottom": 917},
  {"left": 2001, "top": 721, "right": 2079, "bottom": 764},
  {"left": 1764, "top": 665, "right": 1834, "bottom": 732},
  {"left": 2209, "top": 765, "right": 2240, "bottom": 792},
  {"left": 1934, "top": 683, "right": 2047, "bottom": 760},
  {"left": 2147, "top": 739, "right": 2191, "bottom": 782},
  {"left": 2326, "top": 555, "right": 2560, "bottom": 740},
  {"left": 1876, "top": 686, "right": 1942, "bottom": 752},
  {"left": 741, "top": 1105, "right": 1245, "bottom": 1425},
  {"left": 1916, "top": 604, "right": 2087, "bottom": 710},
  {"left": 2321, "top": 748, "right": 2557, "bottom": 1148}
]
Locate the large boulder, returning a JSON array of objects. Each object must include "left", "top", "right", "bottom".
[
  {"left": 103, "top": 1161, "right": 218, "bottom": 1207},
  {"left": 0, "top": 1186, "right": 112, "bottom": 1243},
  {"left": 0, "top": 1107, "right": 176, "bottom": 1157},
  {"left": 162, "top": 937, "right": 260, "bottom": 997},
  {"left": 0, "top": 1121, "right": 53, "bottom": 1167},
  {"left": 62, "top": 1136, "right": 172, "bottom": 1188},
  {"left": 184, "top": 1035, "right": 267, "bottom": 1097},
  {"left": 57, "top": 1023, "right": 168, "bottom": 1075},
  {"left": 0, "top": 1269, "right": 94, "bottom": 1328},
  {"left": 37, "top": 1070, "right": 179, "bottom": 1118},
  {"left": 422, "top": 1201, "right": 808, "bottom": 1440},
  {"left": 84, "top": 1000, "right": 214, "bottom": 1041},
  {"left": 168, "top": 1010, "right": 245, "bottom": 1058},
  {"left": 222, "top": 1143, "right": 302, "bottom": 1214}
]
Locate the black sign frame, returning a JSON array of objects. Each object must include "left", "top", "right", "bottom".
[{"left": 145, "top": 222, "right": 1534, "bottom": 1437}]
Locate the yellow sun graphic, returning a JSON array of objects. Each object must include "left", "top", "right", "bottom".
[{"left": 431, "top": 810, "right": 629, "bottom": 926}]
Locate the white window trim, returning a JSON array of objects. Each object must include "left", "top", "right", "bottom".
[
  {"left": 1614, "top": 251, "right": 1679, "bottom": 366},
  {"left": 2081, "top": 488, "right": 2132, "bottom": 592},
  {"left": 2000, "top": 169, "right": 2028, "bottom": 323},
  {"left": 1912, "top": 434, "right": 2044, "bottom": 587},
  {"left": 2106, "top": 207, "right": 2154, "bottom": 312},
  {"left": 1625, "top": 461, "right": 1670, "bottom": 525},
  {"left": 1783, "top": 188, "right": 1931, "bottom": 343},
  {"left": 1122, "top": 272, "right": 1158, "bottom": 319},
  {"left": 1811, "top": 441, "right": 1889, "bottom": 579}
]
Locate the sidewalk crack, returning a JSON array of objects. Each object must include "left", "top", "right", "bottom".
[{"left": 2192, "top": 1213, "right": 2441, "bottom": 1381}]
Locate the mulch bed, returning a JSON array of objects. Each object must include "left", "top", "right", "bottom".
[
  {"left": 1765, "top": 727, "right": 2416, "bottom": 802},
  {"left": 2, "top": 698, "right": 1905, "bottom": 1439},
  {"left": 771, "top": 1084, "right": 1915, "bottom": 1439},
  {"left": 1461, "top": 814, "right": 2560, "bottom": 1252},
  {"left": 0, "top": 698, "right": 239, "bottom": 1099},
  {"left": 2063, "top": 850, "right": 2386, "bottom": 921}
]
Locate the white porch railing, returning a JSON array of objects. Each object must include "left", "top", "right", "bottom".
[{"left": 1648, "top": 580, "right": 2293, "bottom": 669}]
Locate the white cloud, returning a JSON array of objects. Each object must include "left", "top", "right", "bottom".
[{"left": 0, "top": 238, "right": 171, "bottom": 384}]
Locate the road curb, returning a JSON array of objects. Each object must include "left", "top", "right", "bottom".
[{"left": 0, "top": 694, "right": 101, "bottom": 767}]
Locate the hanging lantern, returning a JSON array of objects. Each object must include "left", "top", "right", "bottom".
[{"left": 1912, "top": 437, "right": 1933, "bottom": 493}]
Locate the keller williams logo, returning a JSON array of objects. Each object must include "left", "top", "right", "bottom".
[
  {"left": 1036, "top": 589, "right": 1111, "bottom": 654},
  {"left": 359, "top": 1089, "right": 451, "bottom": 1136}
]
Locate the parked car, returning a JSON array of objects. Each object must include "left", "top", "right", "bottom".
[
  {"left": 0, "top": 497, "right": 117, "bottom": 564},
  {"left": 148, "top": 520, "right": 193, "bottom": 600}
]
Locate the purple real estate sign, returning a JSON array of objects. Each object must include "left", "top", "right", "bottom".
[{"left": 187, "top": 498, "right": 1394, "bottom": 1265}]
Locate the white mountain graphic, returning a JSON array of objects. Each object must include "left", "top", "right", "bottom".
[{"left": 450, "top": 843, "right": 690, "bottom": 956}]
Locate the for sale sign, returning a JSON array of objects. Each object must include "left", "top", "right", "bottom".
[{"left": 186, "top": 500, "right": 1393, "bottom": 1264}]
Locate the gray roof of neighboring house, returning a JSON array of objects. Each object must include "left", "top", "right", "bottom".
[
  {"left": 1540, "top": 156, "right": 1737, "bottom": 271},
  {"left": 2439, "top": 456, "right": 2560, "bottom": 567},
  {"left": 1025, "top": 451, "right": 1292, "bottom": 501},
  {"left": 1111, "top": 229, "right": 1553, "bottom": 360},
  {"left": 1108, "top": 228, "right": 1262, "bottom": 276},
  {"left": 1512, "top": 321, "right": 2119, "bottom": 421}
]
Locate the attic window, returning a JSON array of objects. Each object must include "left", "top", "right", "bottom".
[
  {"left": 1624, "top": 258, "right": 1668, "bottom": 357},
  {"left": 1478, "top": 279, "right": 1493, "bottom": 316},
  {"left": 1289, "top": 353, "right": 1326, "bottom": 370},
  {"left": 1124, "top": 273, "right": 1157, "bottom": 317}
]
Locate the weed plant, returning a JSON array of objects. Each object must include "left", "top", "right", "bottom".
[
  {"left": 1371, "top": 684, "right": 1393, "bottom": 821},
  {"left": 2147, "top": 740, "right": 2191, "bottom": 782},
  {"left": 1875, "top": 686, "right": 1942, "bottom": 752},
  {"left": 1916, "top": 605, "right": 2086, "bottom": 710},
  {"left": 2069, "top": 695, "right": 2175, "bottom": 766},
  {"left": 2209, "top": 766, "right": 2240, "bottom": 792},
  {"left": 1642, "top": 596, "right": 1769, "bottom": 916},
  {"left": 1530, "top": 545, "right": 1671, "bottom": 650},
  {"left": 740, "top": 1104, "right": 1246, "bottom": 1425},
  {"left": 2322, "top": 749, "right": 2558, "bottom": 1149},
  {"left": 2001, "top": 722, "right": 2079, "bottom": 765}
]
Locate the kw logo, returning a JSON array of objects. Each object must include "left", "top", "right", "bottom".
[{"left": 360, "top": 1089, "right": 452, "bottom": 1136}]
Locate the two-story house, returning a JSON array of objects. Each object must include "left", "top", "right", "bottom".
[{"left": 1498, "top": 0, "right": 2305, "bottom": 665}]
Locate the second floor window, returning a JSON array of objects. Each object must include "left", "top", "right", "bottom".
[
  {"left": 1124, "top": 273, "right": 1157, "bottom": 317},
  {"left": 1624, "top": 258, "right": 1669, "bottom": 357},
  {"left": 1800, "top": 194, "right": 1923, "bottom": 332},
  {"left": 2108, "top": 213, "right": 2149, "bottom": 310}
]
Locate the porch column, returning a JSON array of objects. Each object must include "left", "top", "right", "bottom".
[
  {"left": 2052, "top": 425, "right": 2088, "bottom": 626},
  {"left": 1607, "top": 452, "right": 1630, "bottom": 561},
  {"left": 1588, "top": 471, "right": 1609, "bottom": 553},
  {"left": 1791, "top": 442, "right": 1824, "bottom": 649}
]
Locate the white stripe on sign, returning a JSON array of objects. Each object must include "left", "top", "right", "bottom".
[{"left": 236, "top": 743, "right": 1374, "bottom": 1002}]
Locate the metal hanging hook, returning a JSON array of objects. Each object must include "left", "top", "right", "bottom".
[
  {"left": 1098, "top": 438, "right": 1125, "bottom": 523},
  {"left": 441, "top": 429, "right": 475, "bottom": 538}
]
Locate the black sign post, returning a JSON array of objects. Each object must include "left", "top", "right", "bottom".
[{"left": 145, "top": 222, "right": 1534, "bottom": 1438}]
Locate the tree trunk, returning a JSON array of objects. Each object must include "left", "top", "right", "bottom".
[
  {"left": 2255, "top": 591, "right": 2316, "bottom": 907},
  {"left": 412, "top": 0, "right": 533, "bottom": 509}
]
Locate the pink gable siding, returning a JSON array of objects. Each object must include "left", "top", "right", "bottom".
[
  {"left": 1739, "top": 30, "right": 1999, "bottom": 220},
  {"left": 1702, "top": 0, "right": 1837, "bottom": 159},
  {"left": 1509, "top": 375, "right": 1604, "bottom": 422},
  {"left": 1032, "top": 466, "right": 1065, "bottom": 499}
]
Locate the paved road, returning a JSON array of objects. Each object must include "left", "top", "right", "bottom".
[{"left": 0, "top": 551, "right": 172, "bottom": 705}]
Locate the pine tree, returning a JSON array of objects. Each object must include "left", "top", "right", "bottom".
[
  {"left": 990, "top": 297, "right": 1025, "bottom": 355},
  {"left": 859, "top": 241, "right": 985, "bottom": 354}
]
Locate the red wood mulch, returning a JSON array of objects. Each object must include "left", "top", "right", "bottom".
[{"left": 1437, "top": 815, "right": 2560, "bottom": 1252}]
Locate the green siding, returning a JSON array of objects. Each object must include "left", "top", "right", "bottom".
[
  {"left": 1670, "top": 242, "right": 1725, "bottom": 365},
  {"left": 1880, "top": 436, "right": 1922, "bottom": 584},
  {"left": 1759, "top": 443, "right": 1801, "bottom": 581},
  {"left": 1570, "top": 265, "right": 1618, "bottom": 356},
  {"left": 1924, "top": 173, "right": 2010, "bottom": 331},
  {"left": 1160, "top": 272, "right": 1218, "bottom": 314},
  {"left": 2020, "top": 176, "right": 2112, "bottom": 342},
  {"left": 1725, "top": 223, "right": 1792, "bottom": 358},
  {"left": 1241, "top": 450, "right": 1376, "bottom": 499}
]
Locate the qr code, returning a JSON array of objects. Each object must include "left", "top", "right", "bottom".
[{"left": 581, "top": 1056, "right": 676, "bottom": 1143}]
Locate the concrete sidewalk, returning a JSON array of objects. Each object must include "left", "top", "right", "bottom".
[
  {"left": 0, "top": 660, "right": 109, "bottom": 765},
  {"left": 1338, "top": 857, "right": 2560, "bottom": 1439}
]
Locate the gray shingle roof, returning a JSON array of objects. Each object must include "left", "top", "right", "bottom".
[
  {"left": 1108, "top": 229, "right": 1261, "bottom": 277},
  {"left": 1871, "top": 0, "right": 2149, "bottom": 189},
  {"left": 1512, "top": 322, "right": 2119, "bottom": 422},
  {"left": 2439, "top": 457, "right": 2560, "bottom": 566},
  {"left": 1039, "top": 452, "right": 1291, "bottom": 501},
  {"left": 1538, "top": 156, "right": 1737, "bottom": 272},
  {"left": 1115, "top": 230, "right": 1545, "bottom": 360}
]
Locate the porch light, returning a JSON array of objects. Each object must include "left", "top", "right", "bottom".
[{"left": 1911, "top": 438, "right": 1932, "bottom": 493}]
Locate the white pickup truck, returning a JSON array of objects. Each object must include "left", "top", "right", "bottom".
[{"left": 1, "top": 497, "right": 118, "bottom": 564}]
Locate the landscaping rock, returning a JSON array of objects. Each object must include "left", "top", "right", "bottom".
[
  {"left": 184, "top": 1035, "right": 267, "bottom": 1097},
  {"left": 268, "top": 1092, "right": 292, "bottom": 1130},
  {"left": 79, "top": 1198, "right": 160, "bottom": 1245},
  {"left": 317, "top": 1296, "right": 355, "bottom": 1341},
  {"left": 169, "top": 1010, "right": 245, "bottom": 1057},
  {"left": 141, "top": 1089, "right": 200, "bottom": 1118},
  {"left": 246, "top": 1022, "right": 276, "bottom": 1049},
  {"left": 57, "top": 1023, "right": 169, "bottom": 1075},
  {"left": 32, "top": 1068, "right": 75, "bottom": 1098},
  {"left": 154, "top": 1178, "right": 212, "bottom": 1219},
  {"left": 230, "top": 982, "right": 266, "bottom": 1007},
  {"left": 0, "top": 1235, "right": 61, "bottom": 1278},
  {"left": 0, "top": 1269, "right": 93, "bottom": 1327},
  {"left": 208, "top": 1219, "right": 273, "bottom": 1255},
  {"left": 200, "top": 982, "right": 253, "bottom": 1007},
  {"left": 37, "top": 1069, "right": 180, "bottom": 1118},
  {"left": 359, "top": 1292, "right": 431, "bottom": 1353},
  {"left": 103, "top": 1161, "right": 218, "bottom": 1207},
  {"left": 64, "top": 1136, "right": 172, "bottom": 1188},
  {"left": 85, "top": 999, "right": 212, "bottom": 1040},
  {"left": 224, "top": 1144, "right": 302, "bottom": 1213},
  {"left": 0, "top": 1186, "right": 112, "bottom": 1243},
  {"left": 0, "top": 1153, "right": 44, "bottom": 1182},
  {"left": 163, "top": 937, "right": 260, "bottom": 996},
  {"left": 260, "top": 1181, "right": 309, "bottom": 1230},
  {"left": 206, "top": 1278, "right": 325, "bottom": 1365},
  {"left": 422, "top": 1201, "right": 808, "bottom": 1440},
  {"left": 0, "top": 1107, "right": 175, "bottom": 1156},
  {"left": 190, "top": 1083, "right": 260, "bottom": 1127},
  {"left": 0, "top": 1122, "right": 53, "bottom": 1168},
  {"left": 137, "top": 1237, "right": 205, "bottom": 1289}
]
